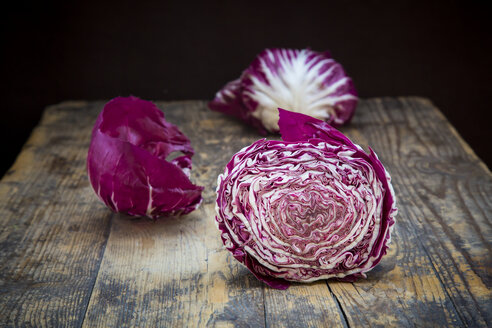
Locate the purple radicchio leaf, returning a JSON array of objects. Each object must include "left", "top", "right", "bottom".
[
  {"left": 215, "top": 109, "right": 397, "bottom": 289},
  {"left": 87, "top": 96, "right": 203, "bottom": 219},
  {"left": 209, "top": 48, "right": 358, "bottom": 133}
]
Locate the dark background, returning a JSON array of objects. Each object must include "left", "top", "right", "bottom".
[{"left": 1, "top": 0, "right": 491, "bottom": 177}]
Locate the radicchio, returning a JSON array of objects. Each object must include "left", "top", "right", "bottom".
[
  {"left": 209, "top": 48, "right": 358, "bottom": 133},
  {"left": 87, "top": 96, "right": 203, "bottom": 219},
  {"left": 215, "top": 109, "right": 396, "bottom": 289}
]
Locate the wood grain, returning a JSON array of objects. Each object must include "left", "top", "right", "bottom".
[
  {"left": 335, "top": 98, "right": 492, "bottom": 327},
  {"left": 0, "top": 102, "right": 112, "bottom": 327},
  {"left": 0, "top": 98, "right": 490, "bottom": 327},
  {"left": 83, "top": 103, "right": 267, "bottom": 327}
]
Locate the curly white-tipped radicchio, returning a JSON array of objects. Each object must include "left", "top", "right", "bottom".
[
  {"left": 209, "top": 48, "right": 358, "bottom": 133},
  {"left": 215, "top": 109, "right": 396, "bottom": 289},
  {"left": 87, "top": 96, "right": 203, "bottom": 218}
]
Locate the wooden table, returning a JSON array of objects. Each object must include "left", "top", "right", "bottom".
[{"left": 0, "top": 98, "right": 490, "bottom": 327}]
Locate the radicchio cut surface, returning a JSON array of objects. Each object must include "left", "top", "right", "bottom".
[
  {"left": 209, "top": 48, "right": 358, "bottom": 134},
  {"left": 87, "top": 96, "right": 203, "bottom": 219},
  {"left": 215, "top": 109, "right": 397, "bottom": 289}
]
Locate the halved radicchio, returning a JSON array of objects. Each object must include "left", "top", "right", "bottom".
[
  {"left": 209, "top": 48, "right": 358, "bottom": 134},
  {"left": 87, "top": 96, "right": 203, "bottom": 218},
  {"left": 215, "top": 109, "right": 396, "bottom": 289}
]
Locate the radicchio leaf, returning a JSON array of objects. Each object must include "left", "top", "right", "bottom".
[
  {"left": 209, "top": 48, "right": 358, "bottom": 133},
  {"left": 215, "top": 109, "right": 396, "bottom": 289},
  {"left": 87, "top": 96, "right": 203, "bottom": 219}
]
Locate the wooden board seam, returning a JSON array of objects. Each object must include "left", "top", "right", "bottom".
[
  {"left": 79, "top": 214, "right": 114, "bottom": 327},
  {"left": 326, "top": 282, "right": 350, "bottom": 328}
]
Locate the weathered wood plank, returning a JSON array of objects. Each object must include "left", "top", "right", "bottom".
[
  {"left": 82, "top": 103, "right": 268, "bottom": 327},
  {"left": 328, "top": 97, "right": 492, "bottom": 327},
  {"left": 263, "top": 282, "right": 347, "bottom": 328},
  {"left": 0, "top": 102, "right": 112, "bottom": 327}
]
